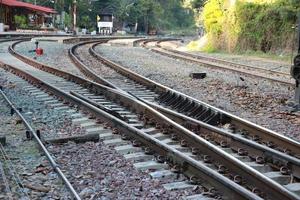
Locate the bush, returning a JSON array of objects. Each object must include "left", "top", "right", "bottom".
[
  {"left": 14, "top": 15, "right": 28, "bottom": 29},
  {"left": 202, "top": 0, "right": 300, "bottom": 54}
]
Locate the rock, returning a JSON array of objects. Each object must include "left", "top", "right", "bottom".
[{"left": 79, "top": 187, "right": 95, "bottom": 198}]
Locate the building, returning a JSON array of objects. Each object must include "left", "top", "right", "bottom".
[
  {"left": 97, "top": 7, "right": 114, "bottom": 35},
  {"left": 0, "top": 0, "right": 56, "bottom": 31}
]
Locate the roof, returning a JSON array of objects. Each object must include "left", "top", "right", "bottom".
[
  {"left": 1, "top": 0, "right": 56, "bottom": 13},
  {"left": 100, "top": 6, "right": 114, "bottom": 15}
]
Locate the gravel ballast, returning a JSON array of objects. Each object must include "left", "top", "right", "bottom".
[
  {"left": 0, "top": 65, "right": 200, "bottom": 199},
  {"left": 93, "top": 43, "right": 299, "bottom": 140},
  {"left": 13, "top": 40, "right": 299, "bottom": 139},
  {"left": 15, "top": 41, "right": 83, "bottom": 76}
]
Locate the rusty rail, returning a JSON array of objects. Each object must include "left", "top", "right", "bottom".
[
  {"left": 0, "top": 88, "right": 81, "bottom": 200},
  {"left": 89, "top": 41, "right": 300, "bottom": 159},
  {"left": 4, "top": 39, "right": 300, "bottom": 199}
]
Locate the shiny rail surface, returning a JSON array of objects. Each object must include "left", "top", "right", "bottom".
[
  {"left": 140, "top": 39, "right": 294, "bottom": 86},
  {"left": 7, "top": 39, "right": 300, "bottom": 199},
  {"left": 87, "top": 41, "right": 300, "bottom": 158},
  {"left": 0, "top": 39, "right": 271, "bottom": 199},
  {"left": 7, "top": 39, "right": 298, "bottom": 199},
  {"left": 0, "top": 87, "right": 81, "bottom": 200},
  {"left": 70, "top": 40, "right": 300, "bottom": 199}
]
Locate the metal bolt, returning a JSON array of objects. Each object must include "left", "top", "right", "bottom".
[
  {"left": 156, "top": 155, "right": 165, "bottom": 163},
  {"left": 132, "top": 140, "right": 140, "bottom": 147},
  {"left": 191, "top": 148, "right": 198, "bottom": 155},
  {"left": 180, "top": 140, "right": 187, "bottom": 147},
  {"left": 217, "top": 165, "right": 227, "bottom": 174},
  {"left": 220, "top": 141, "right": 228, "bottom": 148},
  {"left": 233, "top": 175, "right": 242, "bottom": 184},
  {"left": 252, "top": 187, "right": 261, "bottom": 196},
  {"left": 283, "top": 148, "right": 291, "bottom": 155},
  {"left": 171, "top": 134, "right": 178, "bottom": 141},
  {"left": 155, "top": 123, "right": 161, "bottom": 129},
  {"left": 121, "top": 134, "right": 128, "bottom": 140},
  {"left": 204, "top": 135, "right": 211, "bottom": 140},
  {"left": 103, "top": 123, "right": 109, "bottom": 129},
  {"left": 252, "top": 135, "right": 260, "bottom": 141},
  {"left": 203, "top": 155, "right": 212, "bottom": 163},
  {"left": 238, "top": 148, "right": 248, "bottom": 156},
  {"left": 267, "top": 141, "right": 274, "bottom": 148},
  {"left": 280, "top": 166, "right": 290, "bottom": 175},
  {"left": 144, "top": 147, "right": 152, "bottom": 155},
  {"left": 255, "top": 156, "right": 264, "bottom": 164},
  {"left": 171, "top": 165, "right": 181, "bottom": 173},
  {"left": 189, "top": 175, "right": 198, "bottom": 184},
  {"left": 112, "top": 128, "right": 118, "bottom": 134}
]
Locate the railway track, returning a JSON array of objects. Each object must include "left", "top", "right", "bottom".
[
  {"left": 140, "top": 39, "right": 294, "bottom": 86},
  {"left": 70, "top": 40, "right": 300, "bottom": 198},
  {"left": 2, "top": 39, "right": 300, "bottom": 199},
  {"left": 0, "top": 81, "right": 81, "bottom": 199}
]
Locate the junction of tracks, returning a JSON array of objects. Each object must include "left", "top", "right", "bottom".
[{"left": 0, "top": 35, "right": 299, "bottom": 199}]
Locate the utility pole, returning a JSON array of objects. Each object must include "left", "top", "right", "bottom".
[
  {"left": 72, "top": 0, "right": 77, "bottom": 35},
  {"left": 0, "top": 0, "right": 3, "bottom": 23},
  {"left": 291, "top": 14, "right": 300, "bottom": 108}
]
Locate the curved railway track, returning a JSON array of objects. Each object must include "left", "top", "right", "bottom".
[
  {"left": 70, "top": 39, "right": 300, "bottom": 199},
  {"left": 1, "top": 39, "right": 261, "bottom": 199},
  {"left": 1, "top": 39, "right": 300, "bottom": 199},
  {"left": 140, "top": 39, "right": 294, "bottom": 86}
]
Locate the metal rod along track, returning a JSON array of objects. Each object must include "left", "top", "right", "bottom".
[
  {"left": 142, "top": 39, "right": 294, "bottom": 86},
  {"left": 5, "top": 39, "right": 300, "bottom": 199},
  {"left": 0, "top": 87, "right": 81, "bottom": 200},
  {"left": 87, "top": 41, "right": 300, "bottom": 158}
]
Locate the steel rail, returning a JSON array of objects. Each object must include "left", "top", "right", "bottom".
[
  {"left": 0, "top": 86, "right": 81, "bottom": 200},
  {"left": 6, "top": 40, "right": 300, "bottom": 199},
  {"left": 72, "top": 40, "right": 300, "bottom": 179},
  {"left": 71, "top": 40, "right": 300, "bottom": 195},
  {"left": 141, "top": 38, "right": 292, "bottom": 78},
  {"left": 157, "top": 42, "right": 290, "bottom": 77},
  {"left": 131, "top": 93, "right": 300, "bottom": 176},
  {"left": 88, "top": 42, "right": 300, "bottom": 158},
  {"left": 0, "top": 61, "right": 260, "bottom": 200},
  {"left": 143, "top": 40, "right": 294, "bottom": 86},
  {"left": 68, "top": 40, "right": 119, "bottom": 89}
]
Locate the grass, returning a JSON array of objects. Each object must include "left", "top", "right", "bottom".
[{"left": 186, "top": 38, "right": 293, "bottom": 64}]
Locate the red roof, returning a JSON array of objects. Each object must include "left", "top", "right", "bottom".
[{"left": 1, "top": 0, "right": 56, "bottom": 13}]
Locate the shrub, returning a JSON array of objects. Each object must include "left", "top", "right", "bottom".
[
  {"left": 202, "top": 0, "right": 300, "bottom": 53},
  {"left": 14, "top": 15, "right": 28, "bottom": 29}
]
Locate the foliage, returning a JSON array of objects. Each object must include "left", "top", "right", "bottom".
[
  {"left": 64, "top": 12, "right": 71, "bottom": 28},
  {"left": 23, "top": 0, "right": 195, "bottom": 33},
  {"left": 14, "top": 15, "right": 28, "bottom": 29},
  {"left": 201, "top": 0, "right": 300, "bottom": 53}
]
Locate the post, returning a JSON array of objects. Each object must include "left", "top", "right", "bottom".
[
  {"left": 0, "top": 0, "right": 3, "bottom": 23},
  {"left": 72, "top": 0, "right": 77, "bottom": 35},
  {"left": 292, "top": 14, "right": 300, "bottom": 106}
]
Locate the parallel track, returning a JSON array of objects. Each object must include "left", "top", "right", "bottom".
[
  {"left": 3, "top": 39, "right": 300, "bottom": 199},
  {"left": 71, "top": 40, "right": 300, "bottom": 199},
  {"left": 141, "top": 39, "right": 294, "bottom": 86},
  {"left": 85, "top": 41, "right": 300, "bottom": 158},
  {"left": 9, "top": 39, "right": 298, "bottom": 199},
  {"left": 2, "top": 39, "right": 265, "bottom": 199},
  {"left": 0, "top": 82, "right": 81, "bottom": 200}
]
